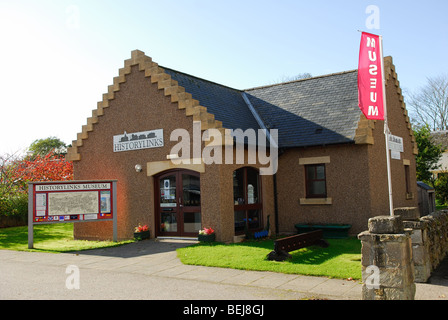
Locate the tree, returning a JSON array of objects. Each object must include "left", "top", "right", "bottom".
[
  {"left": 413, "top": 125, "right": 444, "bottom": 185},
  {"left": 408, "top": 74, "right": 448, "bottom": 131},
  {"left": 28, "top": 137, "right": 67, "bottom": 157},
  {"left": 435, "top": 172, "right": 448, "bottom": 205},
  {"left": 271, "top": 73, "right": 312, "bottom": 85},
  {"left": 13, "top": 151, "right": 73, "bottom": 187},
  {"left": 0, "top": 153, "right": 25, "bottom": 196}
]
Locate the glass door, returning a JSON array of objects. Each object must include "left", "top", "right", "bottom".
[
  {"left": 158, "top": 173, "right": 178, "bottom": 235},
  {"left": 181, "top": 173, "right": 201, "bottom": 235},
  {"left": 156, "top": 170, "right": 201, "bottom": 237}
]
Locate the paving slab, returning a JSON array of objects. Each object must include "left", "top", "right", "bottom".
[
  {"left": 249, "top": 272, "right": 300, "bottom": 289},
  {"left": 151, "top": 264, "right": 199, "bottom": 278},
  {"left": 221, "top": 270, "right": 268, "bottom": 286},
  {"left": 308, "top": 278, "right": 360, "bottom": 297},
  {"left": 277, "top": 275, "right": 328, "bottom": 292}
]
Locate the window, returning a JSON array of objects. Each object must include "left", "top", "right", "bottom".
[
  {"left": 404, "top": 164, "right": 410, "bottom": 194},
  {"left": 305, "top": 164, "right": 327, "bottom": 198},
  {"left": 299, "top": 157, "right": 331, "bottom": 205},
  {"left": 404, "top": 163, "right": 415, "bottom": 199},
  {"left": 233, "top": 167, "right": 263, "bottom": 234}
]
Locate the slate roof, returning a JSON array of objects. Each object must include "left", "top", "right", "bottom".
[
  {"left": 244, "top": 70, "right": 360, "bottom": 148},
  {"left": 164, "top": 66, "right": 361, "bottom": 149},
  {"left": 163, "top": 67, "right": 261, "bottom": 132},
  {"left": 417, "top": 181, "right": 435, "bottom": 191}
]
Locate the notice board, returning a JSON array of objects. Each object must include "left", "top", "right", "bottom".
[{"left": 28, "top": 180, "right": 117, "bottom": 248}]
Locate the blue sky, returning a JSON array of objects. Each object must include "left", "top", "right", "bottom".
[{"left": 0, "top": 0, "right": 447, "bottom": 154}]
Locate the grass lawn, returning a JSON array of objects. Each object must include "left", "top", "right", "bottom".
[
  {"left": 177, "top": 237, "right": 362, "bottom": 280},
  {"left": 0, "top": 223, "right": 133, "bottom": 253}
]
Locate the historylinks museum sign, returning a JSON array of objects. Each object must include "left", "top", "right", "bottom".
[{"left": 113, "top": 129, "right": 164, "bottom": 152}]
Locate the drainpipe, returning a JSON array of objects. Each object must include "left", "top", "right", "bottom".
[
  {"left": 273, "top": 148, "right": 284, "bottom": 235},
  {"left": 273, "top": 173, "right": 279, "bottom": 235}
]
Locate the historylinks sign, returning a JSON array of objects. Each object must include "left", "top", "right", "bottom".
[{"left": 113, "top": 129, "right": 164, "bottom": 152}]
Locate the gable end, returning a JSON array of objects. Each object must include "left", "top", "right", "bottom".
[{"left": 66, "top": 50, "right": 231, "bottom": 161}]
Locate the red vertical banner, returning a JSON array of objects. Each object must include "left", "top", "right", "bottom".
[{"left": 358, "top": 32, "right": 384, "bottom": 120}]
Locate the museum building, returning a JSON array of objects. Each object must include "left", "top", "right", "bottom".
[{"left": 66, "top": 50, "right": 418, "bottom": 242}]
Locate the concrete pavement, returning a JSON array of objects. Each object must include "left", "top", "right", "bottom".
[{"left": 0, "top": 239, "right": 447, "bottom": 300}]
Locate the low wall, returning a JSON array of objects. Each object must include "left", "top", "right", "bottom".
[
  {"left": 0, "top": 215, "right": 27, "bottom": 228},
  {"left": 403, "top": 209, "right": 448, "bottom": 282},
  {"left": 421, "top": 210, "right": 448, "bottom": 271}
]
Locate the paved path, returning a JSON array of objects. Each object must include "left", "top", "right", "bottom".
[{"left": 0, "top": 239, "right": 447, "bottom": 300}]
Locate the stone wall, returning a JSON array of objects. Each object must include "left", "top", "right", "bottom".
[
  {"left": 403, "top": 218, "right": 432, "bottom": 283},
  {"left": 408, "top": 209, "right": 448, "bottom": 281},
  {"left": 396, "top": 207, "right": 448, "bottom": 282}
]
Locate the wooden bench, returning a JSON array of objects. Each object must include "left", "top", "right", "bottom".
[{"left": 267, "top": 230, "right": 329, "bottom": 261}]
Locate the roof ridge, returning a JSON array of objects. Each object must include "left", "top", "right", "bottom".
[
  {"left": 161, "top": 65, "right": 360, "bottom": 94},
  {"left": 244, "top": 69, "right": 358, "bottom": 92},
  {"left": 161, "top": 65, "right": 242, "bottom": 93}
]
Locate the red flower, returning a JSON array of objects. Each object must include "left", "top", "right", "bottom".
[
  {"left": 135, "top": 224, "right": 148, "bottom": 233},
  {"left": 200, "top": 227, "right": 214, "bottom": 235}
]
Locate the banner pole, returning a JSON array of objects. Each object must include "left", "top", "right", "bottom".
[{"left": 379, "top": 35, "right": 394, "bottom": 217}]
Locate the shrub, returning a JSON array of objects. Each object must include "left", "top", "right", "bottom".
[
  {"left": 0, "top": 193, "right": 28, "bottom": 227},
  {"left": 435, "top": 172, "right": 448, "bottom": 205}
]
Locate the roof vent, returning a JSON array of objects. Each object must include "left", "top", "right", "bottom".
[{"left": 315, "top": 127, "right": 323, "bottom": 134}]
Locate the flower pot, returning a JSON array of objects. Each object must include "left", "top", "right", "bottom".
[
  {"left": 198, "top": 233, "right": 215, "bottom": 242},
  {"left": 134, "top": 230, "right": 150, "bottom": 241}
]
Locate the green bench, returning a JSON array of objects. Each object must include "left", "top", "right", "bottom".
[{"left": 295, "top": 224, "right": 351, "bottom": 239}]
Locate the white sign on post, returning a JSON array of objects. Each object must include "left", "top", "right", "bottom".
[{"left": 388, "top": 134, "right": 403, "bottom": 160}]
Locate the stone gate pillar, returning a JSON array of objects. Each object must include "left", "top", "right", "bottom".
[{"left": 358, "top": 215, "right": 416, "bottom": 300}]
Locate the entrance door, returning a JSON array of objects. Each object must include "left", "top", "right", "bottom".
[{"left": 156, "top": 170, "right": 201, "bottom": 237}]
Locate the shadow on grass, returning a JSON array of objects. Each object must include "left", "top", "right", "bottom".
[
  {"left": 0, "top": 226, "right": 29, "bottom": 250},
  {"left": 288, "top": 237, "right": 361, "bottom": 265},
  {"left": 194, "top": 236, "right": 361, "bottom": 265}
]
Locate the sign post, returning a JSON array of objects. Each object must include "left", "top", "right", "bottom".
[
  {"left": 379, "top": 35, "right": 394, "bottom": 217},
  {"left": 28, "top": 180, "right": 117, "bottom": 249}
]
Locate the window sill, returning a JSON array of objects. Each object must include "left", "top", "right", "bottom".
[{"left": 300, "top": 198, "right": 332, "bottom": 205}]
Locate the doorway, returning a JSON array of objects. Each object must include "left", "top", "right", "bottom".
[{"left": 155, "top": 170, "right": 201, "bottom": 237}]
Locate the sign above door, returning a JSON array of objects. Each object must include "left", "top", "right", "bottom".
[{"left": 113, "top": 129, "right": 164, "bottom": 152}]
